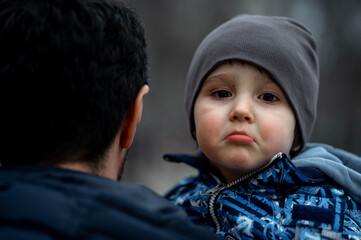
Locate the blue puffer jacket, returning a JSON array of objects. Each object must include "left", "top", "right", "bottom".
[
  {"left": 0, "top": 165, "right": 218, "bottom": 240},
  {"left": 164, "top": 144, "right": 361, "bottom": 240}
]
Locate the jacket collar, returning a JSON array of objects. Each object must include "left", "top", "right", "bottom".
[
  {"left": 164, "top": 152, "right": 328, "bottom": 186},
  {"left": 163, "top": 152, "right": 224, "bottom": 179}
]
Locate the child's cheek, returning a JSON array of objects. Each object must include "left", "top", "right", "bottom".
[
  {"left": 196, "top": 116, "right": 217, "bottom": 142},
  {"left": 195, "top": 109, "right": 221, "bottom": 145},
  {"left": 260, "top": 116, "right": 295, "bottom": 157}
]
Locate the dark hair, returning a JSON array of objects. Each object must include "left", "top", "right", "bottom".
[{"left": 0, "top": 0, "right": 148, "bottom": 167}]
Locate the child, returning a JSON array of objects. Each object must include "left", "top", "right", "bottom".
[{"left": 164, "top": 15, "right": 361, "bottom": 240}]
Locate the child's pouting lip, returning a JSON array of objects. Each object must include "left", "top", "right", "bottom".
[{"left": 225, "top": 130, "right": 254, "bottom": 144}]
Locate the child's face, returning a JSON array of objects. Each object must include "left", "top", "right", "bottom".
[{"left": 193, "top": 61, "right": 296, "bottom": 183}]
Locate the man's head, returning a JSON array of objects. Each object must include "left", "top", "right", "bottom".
[
  {"left": 185, "top": 15, "right": 319, "bottom": 153},
  {"left": 0, "top": 0, "right": 149, "bottom": 173}
]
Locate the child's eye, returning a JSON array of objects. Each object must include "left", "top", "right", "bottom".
[
  {"left": 212, "top": 90, "right": 232, "bottom": 98},
  {"left": 259, "top": 93, "right": 279, "bottom": 102}
]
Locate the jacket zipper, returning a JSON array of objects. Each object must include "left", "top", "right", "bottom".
[{"left": 208, "top": 153, "right": 283, "bottom": 233}]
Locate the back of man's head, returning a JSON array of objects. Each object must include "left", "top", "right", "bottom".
[{"left": 0, "top": 0, "right": 148, "bottom": 167}]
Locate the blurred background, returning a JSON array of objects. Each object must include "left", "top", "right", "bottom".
[{"left": 122, "top": 0, "right": 361, "bottom": 194}]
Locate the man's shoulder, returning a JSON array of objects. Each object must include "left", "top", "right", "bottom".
[{"left": 0, "top": 166, "right": 218, "bottom": 240}]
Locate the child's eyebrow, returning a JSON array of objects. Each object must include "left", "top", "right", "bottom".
[
  {"left": 204, "top": 72, "right": 276, "bottom": 88},
  {"left": 261, "top": 75, "right": 276, "bottom": 85},
  {"left": 204, "top": 74, "right": 230, "bottom": 84},
  {"left": 207, "top": 73, "right": 229, "bottom": 79}
]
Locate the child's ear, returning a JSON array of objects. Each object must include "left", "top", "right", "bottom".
[
  {"left": 192, "top": 130, "right": 197, "bottom": 139},
  {"left": 291, "top": 128, "right": 301, "bottom": 152},
  {"left": 292, "top": 142, "right": 301, "bottom": 152},
  {"left": 119, "top": 85, "right": 149, "bottom": 149}
]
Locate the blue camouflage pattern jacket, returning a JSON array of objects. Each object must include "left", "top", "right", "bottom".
[{"left": 164, "top": 146, "right": 361, "bottom": 240}]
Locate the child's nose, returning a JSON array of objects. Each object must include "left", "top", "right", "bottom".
[{"left": 229, "top": 99, "right": 254, "bottom": 123}]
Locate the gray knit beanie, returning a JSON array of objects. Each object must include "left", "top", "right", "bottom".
[{"left": 185, "top": 15, "right": 319, "bottom": 151}]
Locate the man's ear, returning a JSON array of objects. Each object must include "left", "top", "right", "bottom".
[{"left": 119, "top": 85, "right": 149, "bottom": 149}]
